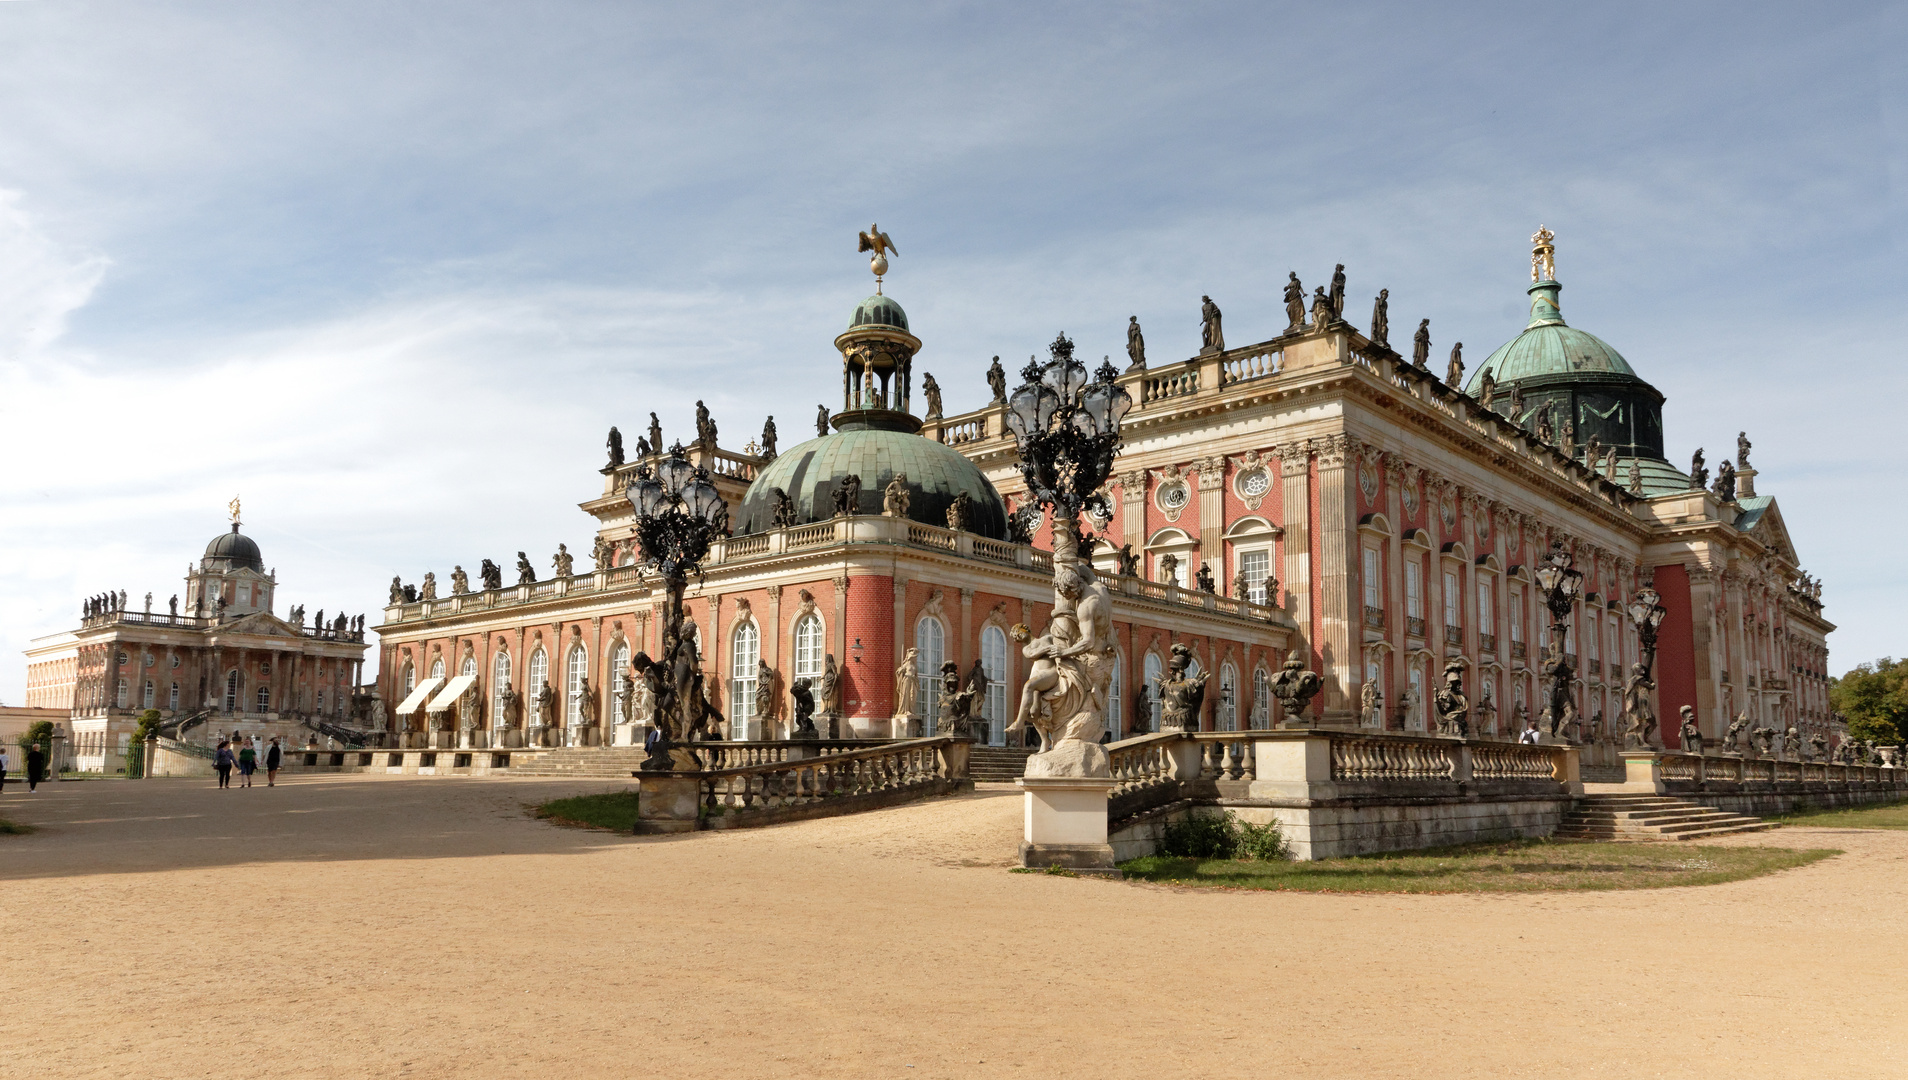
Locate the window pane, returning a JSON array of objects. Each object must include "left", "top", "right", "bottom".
[
  {"left": 916, "top": 617, "right": 945, "bottom": 720},
  {"left": 566, "top": 647, "right": 588, "bottom": 727},
  {"left": 1144, "top": 653, "right": 1163, "bottom": 731},
  {"left": 1240, "top": 549, "right": 1270, "bottom": 604},
  {"left": 730, "top": 623, "right": 759, "bottom": 737}
]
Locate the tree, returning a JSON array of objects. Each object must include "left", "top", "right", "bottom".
[
  {"left": 125, "top": 709, "right": 164, "bottom": 779},
  {"left": 14, "top": 720, "right": 53, "bottom": 754},
  {"left": 1829, "top": 658, "right": 1907, "bottom": 744}
]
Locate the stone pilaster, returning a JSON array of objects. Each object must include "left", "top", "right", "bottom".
[
  {"left": 1118, "top": 470, "right": 1147, "bottom": 556},
  {"left": 1277, "top": 442, "right": 1311, "bottom": 636},
  {"left": 1312, "top": 435, "right": 1355, "bottom": 723},
  {"left": 1196, "top": 456, "right": 1226, "bottom": 576}
]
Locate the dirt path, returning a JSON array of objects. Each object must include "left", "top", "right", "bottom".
[{"left": 0, "top": 776, "right": 1900, "bottom": 1079}]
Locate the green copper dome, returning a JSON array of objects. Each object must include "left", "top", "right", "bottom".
[
  {"left": 849, "top": 293, "right": 909, "bottom": 332},
  {"left": 1465, "top": 281, "right": 1636, "bottom": 389},
  {"left": 735, "top": 417, "right": 1008, "bottom": 539}
]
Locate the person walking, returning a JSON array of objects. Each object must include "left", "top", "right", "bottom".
[
  {"left": 265, "top": 738, "right": 282, "bottom": 787},
  {"left": 237, "top": 738, "right": 257, "bottom": 789},
  {"left": 1518, "top": 719, "right": 1542, "bottom": 745},
  {"left": 0, "top": 744, "right": 10, "bottom": 792},
  {"left": 25, "top": 742, "right": 46, "bottom": 793},
  {"left": 214, "top": 740, "right": 235, "bottom": 789}
]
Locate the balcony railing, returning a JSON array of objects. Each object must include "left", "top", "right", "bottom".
[
  {"left": 1443, "top": 624, "right": 1463, "bottom": 646},
  {"left": 1363, "top": 606, "right": 1386, "bottom": 631}
]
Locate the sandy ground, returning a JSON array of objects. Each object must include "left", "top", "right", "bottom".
[{"left": 0, "top": 775, "right": 1901, "bottom": 1080}]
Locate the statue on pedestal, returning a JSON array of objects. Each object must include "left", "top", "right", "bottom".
[
  {"left": 1194, "top": 563, "right": 1215, "bottom": 593},
  {"left": 1678, "top": 706, "right": 1703, "bottom": 754},
  {"left": 1328, "top": 263, "right": 1346, "bottom": 316},
  {"left": 1445, "top": 343, "right": 1464, "bottom": 387},
  {"left": 1115, "top": 543, "right": 1139, "bottom": 577},
  {"left": 831, "top": 475, "right": 862, "bottom": 517},
  {"left": 760, "top": 417, "right": 777, "bottom": 462},
  {"left": 1433, "top": 658, "right": 1469, "bottom": 736},
  {"left": 421, "top": 572, "right": 437, "bottom": 601},
  {"left": 1125, "top": 317, "right": 1146, "bottom": 371},
  {"left": 986, "top": 356, "right": 1007, "bottom": 403},
  {"left": 647, "top": 412, "right": 664, "bottom": 458},
  {"left": 815, "top": 404, "right": 830, "bottom": 437},
  {"left": 450, "top": 566, "right": 469, "bottom": 595},
  {"left": 1360, "top": 680, "right": 1383, "bottom": 728},
  {"left": 1157, "top": 552, "right": 1179, "bottom": 586},
  {"left": 937, "top": 660, "right": 981, "bottom": 737},
  {"left": 1270, "top": 649, "right": 1322, "bottom": 725},
  {"left": 1283, "top": 273, "right": 1305, "bottom": 331},
  {"left": 1476, "top": 682, "right": 1497, "bottom": 735},
  {"left": 1714, "top": 460, "right": 1737, "bottom": 502},
  {"left": 1370, "top": 289, "right": 1389, "bottom": 346},
  {"left": 479, "top": 559, "right": 502, "bottom": 590},
  {"left": 789, "top": 678, "right": 819, "bottom": 739},
  {"left": 516, "top": 552, "right": 535, "bottom": 586},
  {"left": 531, "top": 680, "right": 556, "bottom": 746},
  {"left": 1200, "top": 295, "right": 1225, "bottom": 354},
  {"left": 1620, "top": 662, "right": 1656, "bottom": 748},
  {"left": 1783, "top": 725, "right": 1800, "bottom": 759},
  {"left": 922, "top": 374, "right": 943, "bottom": 419},
  {"left": 552, "top": 544, "right": 574, "bottom": 580},
  {"left": 1479, "top": 370, "right": 1496, "bottom": 411},
  {"left": 894, "top": 648, "right": 919, "bottom": 719},
  {"left": 389, "top": 577, "right": 404, "bottom": 605},
  {"left": 946, "top": 490, "right": 973, "bottom": 532},
  {"left": 1688, "top": 448, "right": 1708, "bottom": 490},
  {"left": 606, "top": 426, "right": 624, "bottom": 470},
  {"left": 1310, "top": 286, "right": 1332, "bottom": 330},
  {"left": 818, "top": 654, "right": 841, "bottom": 723},
  {"left": 1753, "top": 726, "right": 1776, "bottom": 756},
  {"left": 1151, "top": 646, "right": 1207, "bottom": 733},
  {"left": 1808, "top": 730, "right": 1828, "bottom": 761},
  {"left": 1722, "top": 712, "right": 1749, "bottom": 754},
  {"left": 1411, "top": 319, "right": 1431, "bottom": 369},
  {"left": 1232, "top": 569, "right": 1249, "bottom": 600},
  {"left": 694, "top": 400, "right": 717, "bottom": 449},
  {"left": 1737, "top": 431, "right": 1752, "bottom": 469}
]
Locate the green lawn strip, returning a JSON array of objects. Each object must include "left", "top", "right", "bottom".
[
  {"left": 1119, "top": 839, "right": 1837, "bottom": 893},
  {"left": 1768, "top": 798, "right": 1908, "bottom": 830},
  {"left": 534, "top": 791, "right": 642, "bottom": 832}
]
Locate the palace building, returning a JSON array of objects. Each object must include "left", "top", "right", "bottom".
[
  {"left": 370, "top": 230, "right": 1836, "bottom": 774},
  {"left": 23, "top": 514, "right": 372, "bottom": 774}
]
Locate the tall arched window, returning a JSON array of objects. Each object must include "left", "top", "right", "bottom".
[
  {"left": 1251, "top": 666, "right": 1271, "bottom": 728},
  {"left": 402, "top": 663, "right": 415, "bottom": 696},
  {"left": 916, "top": 616, "right": 947, "bottom": 721},
  {"left": 226, "top": 670, "right": 241, "bottom": 711},
  {"left": 1408, "top": 659, "right": 1427, "bottom": 732},
  {"left": 493, "top": 651, "right": 512, "bottom": 720},
  {"left": 730, "top": 622, "right": 760, "bottom": 740},
  {"left": 566, "top": 645, "right": 589, "bottom": 727},
  {"left": 143, "top": 680, "right": 155, "bottom": 709},
  {"left": 257, "top": 687, "right": 271, "bottom": 711},
  {"left": 527, "top": 648, "right": 548, "bottom": 699},
  {"left": 168, "top": 683, "right": 180, "bottom": 711},
  {"left": 1106, "top": 652, "right": 1124, "bottom": 740},
  {"left": 1219, "top": 664, "right": 1238, "bottom": 732},
  {"left": 431, "top": 657, "right": 445, "bottom": 681},
  {"left": 793, "top": 614, "right": 824, "bottom": 689},
  {"left": 116, "top": 678, "right": 129, "bottom": 709},
  {"left": 610, "top": 642, "right": 630, "bottom": 726},
  {"left": 981, "top": 625, "right": 1008, "bottom": 746},
  {"left": 1143, "top": 653, "right": 1163, "bottom": 732}
]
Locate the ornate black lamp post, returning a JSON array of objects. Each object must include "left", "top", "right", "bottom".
[
  {"left": 625, "top": 444, "right": 730, "bottom": 772},
  {"left": 1004, "top": 333, "right": 1132, "bottom": 557},
  {"left": 1622, "top": 584, "right": 1667, "bottom": 748},
  {"left": 1533, "top": 541, "right": 1584, "bottom": 741}
]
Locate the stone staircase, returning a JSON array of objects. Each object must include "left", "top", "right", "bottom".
[
  {"left": 1555, "top": 794, "right": 1778, "bottom": 841},
  {"left": 506, "top": 747, "right": 646, "bottom": 778},
  {"left": 968, "top": 745, "right": 1034, "bottom": 782}
]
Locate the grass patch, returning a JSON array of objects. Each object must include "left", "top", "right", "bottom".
[
  {"left": 1120, "top": 838, "right": 1838, "bottom": 893},
  {"left": 0, "top": 819, "right": 32, "bottom": 835},
  {"left": 1768, "top": 798, "right": 1908, "bottom": 830},
  {"left": 534, "top": 791, "right": 642, "bottom": 832}
]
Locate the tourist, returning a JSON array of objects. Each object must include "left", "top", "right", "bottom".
[
  {"left": 1518, "top": 719, "right": 1541, "bottom": 745},
  {"left": 265, "top": 738, "right": 282, "bottom": 787},
  {"left": 25, "top": 742, "right": 46, "bottom": 793},
  {"left": 0, "top": 744, "right": 9, "bottom": 792},
  {"left": 237, "top": 738, "right": 258, "bottom": 788},
  {"left": 214, "top": 740, "right": 235, "bottom": 789}
]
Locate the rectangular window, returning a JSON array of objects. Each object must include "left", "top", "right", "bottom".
[
  {"left": 116, "top": 678, "right": 129, "bottom": 709},
  {"left": 238, "top": 584, "right": 251, "bottom": 605},
  {"left": 168, "top": 683, "right": 180, "bottom": 710},
  {"left": 1405, "top": 561, "right": 1423, "bottom": 619},
  {"left": 1509, "top": 587, "right": 1524, "bottom": 643},
  {"left": 1240, "top": 549, "right": 1271, "bottom": 604},
  {"left": 1361, "top": 547, "right": 1381, "bottom": 610},
  {"left": 1443, "top": 571, "right": 1460, "bottom": 630},
  {"left": 143, "top": 680, "right": 155, "bottom": 708},
  {"left": 1477, "top": 579, "right": 1495, "bottom": 638}
]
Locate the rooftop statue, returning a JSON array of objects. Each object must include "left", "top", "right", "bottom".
[
  {"left": 1370, "top": 289, "right": 1389, "bottom": 346},
  {"left": 516, "top": 551, "right": 535, "bottom": 586},
  {"left": 420, "top": 572, "right": 437, "bottom": 601},
  {"left": 1445, "top": 342, "right": 1464, "bottom": 387},
  {"left": 986, "top": 356, "right": 1007, "bottom": 402},
  {"left": 1713, "top": 460, "right": 1737, "bottom": 502},
  {"left": 882, "top": 474, "right": 910, "bottom": 518},
  {"left": 815, "top": 403, "right": 830, "bottom": 436},
  {"left": 1688, "top": 448, "right": 1709, "bottom": 491},
  {"left": 1115, "top": 543, "right": 1139, "bottom": 577},
  {"left": 552, "top": 544, "right": 574, "bottom": 580},
  {"left": 450, "top": 565, "right": 469, "bottom": 595},
  {"left": 1531, "top": 224, "right": 1556, "bottom": 282},
  {"left": 1508, "top": 381, "right": 1525, "bottom": 422},
  {"left": 1200, "top": 295, "right": 1225, "bottom": 354},
  {"left": 1283, "top": 273, "right": 1305, "bottom": 331},
  {"left": 857, "top": 222, "right": 897, "bottom": 286},
  {"left": 648, "top": 412, "right": 663, "bottom": 459},
  {"left": 1737, "top": 430, "right": 1752, "bottom": 469},
  {"left": 760, "top": 417, "right": 777, "bottom": 462},
  {"left": 606, "top": 426, "right": 624, "bottom": 470},
  {"left": 1194, "top": 563, "right": 1215, "bottom": 594},
  {"left": 480, "top": 558, "right": 503, "bottom": 591},
  {"left": 389, "top": 576, "right": 404, "bottom": 605},
  {"left": 1125, "top": 316, "right": 1146, "bottom": 371},
  {"left": 921, "top": 373, "right": 943, "bottom": 419},
  {"left": 1329, "top": 263, "right": 1346, "bottom": 316},
  {"left": 1412, "top": 319, "right": 1431, "bottom": 369},
  {"left": 946, "top": 490, "right": 973, "bottom": 532},
  {"left": 831, "top": 474, "right": 862, "bottom": 517},
  {"left": 1628, "top": 459, "right": 1643, "bottom": 495},
  {"left": 1479, "top": 370, "right": 1496, "bottom": 410},
  {"left": 1310, "top": 286, "right": 1332, "bottom": 330},
  {"left": 694, "top": 401, "right": 717, "bottom": 449}
]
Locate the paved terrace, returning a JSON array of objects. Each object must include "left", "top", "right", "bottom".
[{"left": 0, "top": 775, "right": 1900, "bottom": 1079}]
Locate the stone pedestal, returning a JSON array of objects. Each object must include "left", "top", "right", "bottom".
[
  {"left": 1017, "top": 776, "right": 1118, "bottom": 874},
  {"left": 1619, "top": 750, "right": 1666, "bottom": 793},
  {"left": 634, "top": 775, "right": 702, "bottom": 835}
]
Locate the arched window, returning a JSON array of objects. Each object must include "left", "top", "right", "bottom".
[
  {"left": 1143, "top": 652, "right": 1163, "bottom": 732},
  {"left": 1219, "top": 664, "right": 1238, "bottom": 732},
  {"left": 225, "top": 670, "right": 241, "bottom": 711},
  {"left": 730, "top": 622, "right": 760, "bottom": 739},
  {"left": 610, "top": 642, "right": 630, "bottom": 726},
  {"left": 1251, "top": 667, "right": 1271, "bottom": 729},
  {"left": 431, "top": 657, "right": 445, "bottom": 680},
  {"left": 1107, "top": 652, "right": 1124, "bottom": 740},
  {"left": 493, "top": 651, "right": 512, "bottom": 719},
  {"left": 116, "top": 678, "right": 129, "bottom": 709},
  {"left": 527, "top": 648, "right": 548, "bottom": 700},
  {"left": 566, "top": 645, "right": 589, "bottom": 727},
  {"left": 981, "top": 625, "right": 1008, "bottom": 745},
  {"left": 916, "top": 616, "right": 946, "bottom": 721},
  {"left": 402, "top": 663, "right": 415, "bottom": 696},
  {"left": 1408, "top": 659, "right": 1427, "bottom": 732},
  {"left": 168, "top": 683, "right": 180, "bottom": 711},
  {"left": 793, "top": 614, "right": 824, "bottom": 687},
  {"left": 143, "top": 680, "right": 155, "bottom": 709},
  {"left": 257, "top": 687, "right": 271, "bottom": 711}
]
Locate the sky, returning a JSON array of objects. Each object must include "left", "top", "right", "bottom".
[{"left": 0, "top": 1, "right": 1903, "bottom": 703}]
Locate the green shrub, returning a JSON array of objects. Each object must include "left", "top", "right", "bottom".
[
  {"left": 1159, "top": 812, "right": 1291, "bottom": 862},
  {"left": 124, "top": 710, "right": 164, "bottom": 780}
]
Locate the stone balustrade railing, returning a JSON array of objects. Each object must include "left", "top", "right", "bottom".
[
  {"left": 633, "top": 737, "right": 973, "bottom": 833},
  {"left": 1620, "top": 749, "right": 1902, "bottom": 795},
  {"left": 1108, "top": 728, "right": 1579, "bottom": 826},
  {"left": 693, "top": 739, "right": 898, "bottom": 770}
]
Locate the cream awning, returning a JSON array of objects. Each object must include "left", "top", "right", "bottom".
[
  {"left": 394, "top": 676, "right": 444, "bottom": 716},
  {"left": 425, "top": 674, "right": 477, "bottom": 713}
]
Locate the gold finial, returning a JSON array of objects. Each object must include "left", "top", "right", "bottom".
[
  {"left": 1530, "top": 225, "right": 1556, "bottom": 282},
  {"left": 856, "top": 223, "right": 897, "bottom": 294},
  {"left": 228, "top": 495, "right": 241, "bottom": 524}
]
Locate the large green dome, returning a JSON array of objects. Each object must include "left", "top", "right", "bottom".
[
  {"left": 735, "top": 417, "right": 1008, "bottom": 539},
  {"left": 1465, "top": 281, "right": 1635, "bottom": 389}
]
